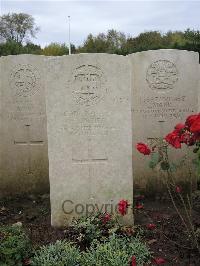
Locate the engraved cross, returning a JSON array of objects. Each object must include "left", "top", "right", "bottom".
[{"left": 72, "top": 137, "right": 108, "bottom": 199}]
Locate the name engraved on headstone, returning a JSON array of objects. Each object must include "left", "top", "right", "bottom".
[
  {"left": 132, "top": 96, "right": 195, "bottom": 119},
  {"left": 64, "top": 110, "right": 108, "bottom": 136},
  {"left": 146, "top": 60, "right": 178, "bottom": 91}
]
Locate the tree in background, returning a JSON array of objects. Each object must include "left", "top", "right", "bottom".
[
  {"left": 78, "top": 30, "right": 127, "bottom": 54},
  {"left": 183, "top": 29, "right": 200, "bottom": 53},
  {"left": 42, "top": 43, "right": 69, "bottom": 56},
  {"left": 0, "top": 13, "right": 39, "bottom": 44}
]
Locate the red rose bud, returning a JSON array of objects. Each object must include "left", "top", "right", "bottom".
[
  {"left": 131, "top": 256, "right": 137, "bottom": 266},
  {"left": 153, "top": 257, "right": 166, "bottom": 265},
  {"left": 118, "top": 199, "right": 129, "bottom": 216},
  {"left": 176, "top": 186, "right": 182, "bottom": 193},
  {"left": 147, "top": 223, "right": 156, "bottom": 230},
  {"left": 165, "top": 130, "right": 181, "bottom": 149},
  {"left": 101, "top": 213, "right": 111, "bottom": 224},
  {"left": 136, "top": 143, "right": 151, "bottom": 155}
]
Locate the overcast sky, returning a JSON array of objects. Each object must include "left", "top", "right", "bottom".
[{"left": 1, "top": 1, "right": 200, "bottom": 47}]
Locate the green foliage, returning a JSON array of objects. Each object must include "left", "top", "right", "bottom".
[
  {"left": 149, "top": 152, "right": 160, "bottom": 169},
  {"left": 0, "top": 224, "right": 32, "bottom": 266},
  {"left": 0, "top": 40, "right": 42, "bottom": 56},
  {"left": 78, "top": 29, "right": 127, "bottom": 54},
  {"left": 31, "top": 240, "right": 80, "bottom": 266},
  {"left": 72, "top": 213, "right": 116, "bottom": 245},
  {"left": 41, "top": 42, "right": 69, "bottom": 56},
  {"left": 79, "top": 234, "right": 151, "bottom": 266},
  {"left": 192, "top": 141, "right": 200, "bottom": 177},
  {"left": 78, "top": 29, "right": 200, "bottom": 56}
]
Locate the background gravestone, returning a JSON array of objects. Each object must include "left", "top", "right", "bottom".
[
  {"left": 0, "top": 55, "right": 49, "bottom": 198},
  {"left": 45, "top": 54, "right": 133, "bottom": 227},
  {"left": 129, "top": 50, "right": 199, "bottom": 193}
]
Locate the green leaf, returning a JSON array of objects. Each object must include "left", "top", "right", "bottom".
[
  {"left": 148, "top": 152, "right": 160, "bottom": 169},
  {"left": 169, "top": 162, "right": 177, "bottom": 172}
]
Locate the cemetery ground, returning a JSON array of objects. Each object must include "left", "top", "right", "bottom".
[{"left": 0, "top": 193, "right": 200, "bottom": 265}]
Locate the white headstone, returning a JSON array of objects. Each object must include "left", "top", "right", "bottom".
[
  {"left": 0, "top": 55, "right": 49, "bottom": 197},
  {"left": 129, "top": 50, "right": 199, "bottom": 191},
  {"left": 45, "top": 54, "right": 133, "bottom": 227}
]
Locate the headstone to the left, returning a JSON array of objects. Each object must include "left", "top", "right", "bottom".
[{"left": 0, "top": 55, "right": 49, "bottom": 198}]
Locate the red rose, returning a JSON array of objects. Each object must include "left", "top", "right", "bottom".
[
  {"left": 190, "top": 115, "right": 200, "bottom": 133},
  {"left": 185, "top": 114, "right": 199, "bottom": 128},
  {"left": 153, "top": 257, "right": 166, "bottom": 265},
  {"left": 131, "top": 256, "right": 137, "bottom": 266},
  {"left": 118, "top": 199, "right": 129, "bottom": 216},
  {"left": 147, "top": 223, "right": 156, "bottom": 230},
  {"left": 136, "top": 143, "right": 151, "bottom": 155},
  {"left": 165, "top": 130, "right": 181, "bottom": 149}
]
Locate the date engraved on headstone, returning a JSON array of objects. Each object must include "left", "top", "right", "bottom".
[
  {"left": 10, "top": 64, "right": 41, "bottom": 97},
  {"left": 70, "top": 64, "right": 106, "bottom": 106},
  {"left": 64, "top": 110, "right": 107, "bottom": 136},
  {"left": 146, "top": 60, "right": 178, "bottom": 90}
]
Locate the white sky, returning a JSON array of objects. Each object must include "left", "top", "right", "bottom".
[{"left": 1, "top": 1, "right": 200, "bottom": 47}]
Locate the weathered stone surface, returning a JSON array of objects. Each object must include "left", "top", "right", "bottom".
[
  {"left": 0, "top": 55, "right": 49, "bottom": 197},
  {"left": 129, "top": 50, "right": 199, "bottom": 192},
  {"left": 45, "top": 54, "right": 133, "bottom": 227}
]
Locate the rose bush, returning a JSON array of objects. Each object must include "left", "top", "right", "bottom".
[{"left": 136, "top": 113, "right": 200, "bottom": 253}]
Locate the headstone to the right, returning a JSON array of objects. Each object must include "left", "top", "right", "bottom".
[{"left": 129, "top": 50, "right": 199, "bottom": 192}]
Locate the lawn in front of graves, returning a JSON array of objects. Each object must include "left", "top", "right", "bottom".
[{"left": 0, "top": 193, "right": 200, "bottom": 265}]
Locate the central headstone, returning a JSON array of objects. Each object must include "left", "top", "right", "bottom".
[{"left": 45, "top": 54, "right": 133, "bottom": 227}]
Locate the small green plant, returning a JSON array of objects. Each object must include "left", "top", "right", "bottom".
[
  {"left": 79, "top": 234, "right": 151, "bottom": 266},
  {"left": 0, "top": 224, "right": 32, "bottom": 266},
  {"left": 71, "top": 212, "right": 117, "bottom": 245},
  {"left": 31, "top": 240, "right": 80, "bottom": 266}
]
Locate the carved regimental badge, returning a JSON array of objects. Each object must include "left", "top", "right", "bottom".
[
  {"left": 10, "top": 64, "right": 41, "bottom": 97},
  {"left": 70, "top": 64, "right": 106, "bottom": 106},
  {"left": 146, "top": 60, "right": 178, "bottom": 91}
]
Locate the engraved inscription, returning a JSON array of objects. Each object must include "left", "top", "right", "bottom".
[
  {"left": 70, "top": 64, "right": 106, "bottom": 106},
  {"left": 132, "top": 96, "right": 195, "bottom": 119},
  {"left": 146, "top": 60, "right": 178, "bottom": 90},
  {"left": 10, "top": 64, "right": 41, "bottom": 97},
  {"left": 64, "top": 110, "right": 108, "bottom": 136}
]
